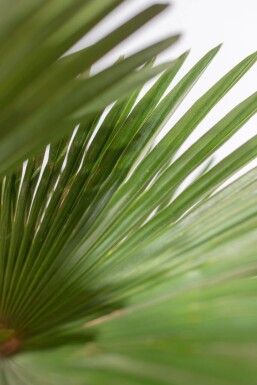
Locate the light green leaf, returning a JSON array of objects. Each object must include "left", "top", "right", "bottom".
[{"left": 1, "top": 3, "right": 257, "bottom": 385}]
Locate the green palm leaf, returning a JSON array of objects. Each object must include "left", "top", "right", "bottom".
[
  {"left": 1, "top": 2, "right": 257, "bottom": 385},
  {"left": 0, "top": 0, "right": 179, "bottom": 175}
]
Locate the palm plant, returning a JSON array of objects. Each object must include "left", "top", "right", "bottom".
[{"left": 1, "top": 1, "right": 257, "bottom": 384}]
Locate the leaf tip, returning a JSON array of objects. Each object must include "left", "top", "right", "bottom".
[
  {"left": 213, "top": 43, "right": 223, "bottom": 53},
  {"left": 181, "top": 49, "right": 191, "bottom": 60},
  {"left": 152, "top": 3, "right": 171, "bottom": 12}
]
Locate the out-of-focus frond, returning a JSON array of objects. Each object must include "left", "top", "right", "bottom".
[{"left": 0, "top": 0, "right": 179, "bottom": 175}]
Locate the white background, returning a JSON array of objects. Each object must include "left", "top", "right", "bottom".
[{"left": 77, "top": 0, "right": 257, "bottom": 172}]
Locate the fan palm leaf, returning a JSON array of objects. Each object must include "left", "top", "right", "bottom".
[{"left": 0, "top": 1, "right": 257, "bottom": 385}]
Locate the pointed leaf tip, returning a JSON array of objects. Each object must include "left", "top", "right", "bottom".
[
  {"left": 180, "top": 49, "right": 191, "bottom": 60},
  {"left": 151, "top": 3, "right": 170, "bottom": 12}
]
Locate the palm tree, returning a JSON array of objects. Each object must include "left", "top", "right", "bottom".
[{"left": 1, "top": 1, "right": 257, "bottom": 384}]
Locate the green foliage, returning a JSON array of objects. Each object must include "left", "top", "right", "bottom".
[
  {"left": 0, "top": 1, "right": 257, "bottom": 384},
  {"left": 0, "top": 0, "right": 178, "bottom": 175}
]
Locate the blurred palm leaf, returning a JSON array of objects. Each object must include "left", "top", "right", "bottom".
[
  {"left": 0, "top": 0, "right": 179, "bottom": 175},
  {"left": 1, "top": 2, "right": 257, "bottom": 385}
]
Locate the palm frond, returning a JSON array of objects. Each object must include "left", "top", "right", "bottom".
[
  {"left": 0, "top": 0, "right": 179, "bottom": 175},
  {"left": 1, "top": 39, "right": 257, "bottom": 383},
  {"left": 1, "top": 2, "right": 257, "bottom": 385}
]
